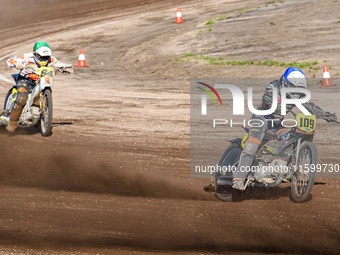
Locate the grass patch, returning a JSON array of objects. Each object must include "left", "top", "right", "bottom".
[
  {"left": 200, "top": 15, "right": 227, "bottom": 35},
  {"left": 270, "top": 21, "right": 276, "bottom": 25},
  {"left": 179, "top": 54, "right": 319, "bottom": 69},
  {"left": 205, "top": 19, "right": 215, "bottom": 27},
  {"left": 204, "top": 15, "right": 226, "bottom": 28},
  {"left": 197, "top": 30, "right": 204, "bottom": 36},
  {"left": 236, "top": 6, "right": 254, "bottom": 14},
  {"left": 217, "top": 15, "right": 226, "bottom": 21},
  {"left": 255, "top": 60, "right": 319, "bottom": 69},
  {"left": 265, "top": 1, "right": 276, "bottom": 6},
  {"left": 337, "top": 21, "right": 340, "bottom": 23},
  {"left": 182, "top": 53, "right": 196, "bottom": 57}
]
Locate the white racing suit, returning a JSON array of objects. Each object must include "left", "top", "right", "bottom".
[{"left": 5, "top": 53, "right": 62, "bottom": 126}]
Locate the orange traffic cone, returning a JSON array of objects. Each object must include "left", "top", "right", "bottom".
[
  {"left": 75, "top": 49, "right": 89, "bottom": 67},
  {"left": 174, "top": 8, "right": 184, "bottom": 23},
  {"left": 320, "top": 66, "right": 335, "bottom": 87}
]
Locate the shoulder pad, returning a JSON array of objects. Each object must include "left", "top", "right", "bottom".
[
  {"left": 266, "top": 80, "right": 280, "bottom": 91},
  {"left": 50, "top": 56, "right": 58, "bottom": 63},
  {"left": 22, "top": 52, "right": 34, "bottom": 59}
]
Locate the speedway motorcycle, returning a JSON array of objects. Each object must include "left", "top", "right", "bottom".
[
  {"left": 204, "top": 111, "right": 338, "bottom": 203},
  {"left": 0, "top": 63, "right": 72, "bottom": 136}
]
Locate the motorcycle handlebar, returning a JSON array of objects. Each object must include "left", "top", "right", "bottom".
[
  {"left": 319, "top": 116, "right": 340, "bottom": 124},
  {"left": 288, "top": 109, "right": 338, "bottom": 124},
  {"left": 22, "top": 64, "right": 73, "bottom": 75},
  {"left": 23, "top": 63, "right": 38, "bottom": 74}
]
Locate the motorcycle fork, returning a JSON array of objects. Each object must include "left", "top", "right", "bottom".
[
  {"left": 31, "top": 86, "right": 40, "bottom": 106},
  {"left": 39, "top": 91, "right": 46, "bottom": 111},
  {"left": 23, "top": 86, "right": 39, "bottom": 110},
  {"left": 293, "top": 138, "right": 302, "bottom": 172}
]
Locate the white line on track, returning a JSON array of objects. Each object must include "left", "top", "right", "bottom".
[
  {"left": 0, "top": 53, "right": 14, "bottom": 84},
  {"left": 0, "top": 73, "right": 14, "bottom": 84}
]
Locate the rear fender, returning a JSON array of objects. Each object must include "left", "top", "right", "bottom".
[
  {"left": 11, "top": 74, "right": 19, "bottom": 83},
  {"left": 229, "top": 138, "right": 244, "bottom": 149}
]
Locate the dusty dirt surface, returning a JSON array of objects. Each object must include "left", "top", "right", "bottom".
[{"left": 0, "top": 0, "right": 339, "bottom": 254}]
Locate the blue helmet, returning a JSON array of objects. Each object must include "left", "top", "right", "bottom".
[{"left": 280, "top": 67, "right": 307, "bottom": 98}]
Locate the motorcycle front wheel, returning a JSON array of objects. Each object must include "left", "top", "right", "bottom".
[
  {"left": 40, "top": 89, "right": 53, "bottom": 137},
  {"left": 291, "top": 141, "right": 317, "bottom": 203}
]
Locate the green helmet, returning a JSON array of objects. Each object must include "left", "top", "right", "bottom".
[
  {"left": 33, "top": 41, "right": 51, "bottom": 53},
  {"left": 33, "top": 41, "right": 52, "bottom": 66}
]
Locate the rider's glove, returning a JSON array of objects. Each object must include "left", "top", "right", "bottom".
[
  {"left": 62, "top": 67, "right": 73, "bottom": 74},
  {"left": 323, "top": 112, "right": 337, "bottom": 123},
  {"left": 14, "top": 62, "right": 23, "bottom": 70},
  {"left": 25, "top": 64, "right": 38, "bottom": 73}
]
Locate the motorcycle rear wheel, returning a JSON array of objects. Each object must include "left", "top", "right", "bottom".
[
  {"left": 217, "top": 143, "right": 242, "bottom": 178},
  {"left": 291, "top": 141, "right": 317, "bottom": 203},
  {"left": 40, "top": 90, "right": 53, "bottom": 137},
  {"left": 3, "top": 87, "right": 16, "bottom": 111},
  {"left": 215, "top": 143, "right": 243, "bottom": 202}
]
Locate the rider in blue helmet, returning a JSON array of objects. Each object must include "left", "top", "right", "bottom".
[{"left": 232, "top": 67, "right": 337, "bottom": 190}]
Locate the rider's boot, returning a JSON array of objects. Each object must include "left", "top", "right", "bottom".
[
  {"left": 233, "top": 140, "right": 260, "bottom": 191},
  {"left": 233, "top": 116, "right": 266, "bottom": 190},
  {"left": 7, "top": 90, "right": 27, "bottom": 134},
  {"left": 7, "top": 121, "right": 18, "bottom": 133},
  {"left": 232, "top": 178, "right": 246, "bottom": 191},
  {"left": 7, "top": 101, "right": 24, "bottom": 134}
]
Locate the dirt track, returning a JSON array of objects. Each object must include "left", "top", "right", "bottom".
[{"left": 0, "top": 0, "right": 339, "bottom": 254}]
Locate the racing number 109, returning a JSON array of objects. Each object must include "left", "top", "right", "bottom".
[
  {"left": 296, "top": 113, "right": 316, "bottom": 132},
  {"left": 299, "top": 118, "right": 315, "bottom": 130}
]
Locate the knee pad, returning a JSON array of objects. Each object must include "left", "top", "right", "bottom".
[
  {"left": 15, "top": 92, "right": 28, "bottom": 108},
  {"left": 244, "top": 142, "right": 259, "bottom": 156}
]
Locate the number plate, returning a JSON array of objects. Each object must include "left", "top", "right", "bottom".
[{"left": 296, "top": 113, "right": 316, "bottom": 133}]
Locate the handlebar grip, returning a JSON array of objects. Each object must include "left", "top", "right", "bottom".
[{"left": 320, "top": 116, "right": 339, "bottom": 124}]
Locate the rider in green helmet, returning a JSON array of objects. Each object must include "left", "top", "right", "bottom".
[{"left": 3, "top": 41, "right": 72, "bottom": 133}]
